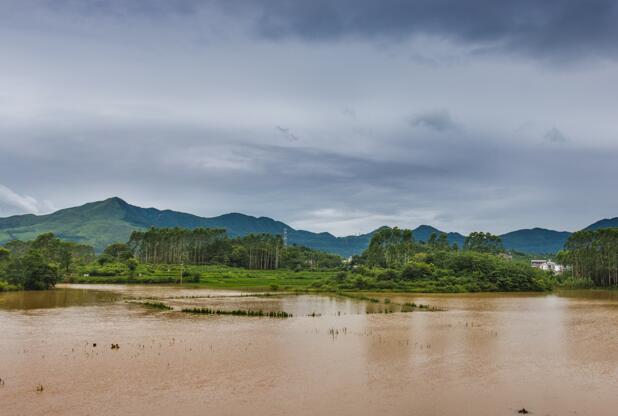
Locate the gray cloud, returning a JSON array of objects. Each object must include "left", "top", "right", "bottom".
[
  {"left": 251, "top": 0, "right": 618, "bottom": 61},
  {"left": 2, "top": 1, "right": 617, "bottom": 61},
  {"left": 0, "top": 1, "right": 617, "bottom": 235},
  {"left": 276, "top": 126, "right": 300, "bottom": 142},
  {"left": 0, "top": 184, "right": 50, "bottom": 216},
  {"left": 2, "top": 116, "right": 617, "bottom": 234},
  {"left": 410, "top": 110, "right": 457, "bottom": 132},
  {"left": 544, "top": 127, "right": 569, "bottom": 144}
]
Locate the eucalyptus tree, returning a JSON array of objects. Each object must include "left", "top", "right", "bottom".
[
  {"left": 365, "top": 227, "right": 416, "bottom": 268},
  {"left": 464, "top": 232, "right": 504, "bottom": 254},
  {"left": 563, "top": 229, "right": 618, "bottom": 286}
]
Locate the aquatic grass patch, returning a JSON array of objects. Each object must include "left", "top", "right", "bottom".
[
  {"left": 334, "top": 291, "right": 443, "bottom": 313},
  {"left": 181, "top": 307, "right": 292, "bottom": 318},
  {"left": 128, "top": 300, "right": 173, "bottom": 310},
  {"left": 337, "top": 292, "right": 381, "bottom": 303},
  {"left": 142, "top": 301, "right": 173, "bottom": 310},
  {"left": 401, "top": 302, "right": 443, "bottom": 312}
]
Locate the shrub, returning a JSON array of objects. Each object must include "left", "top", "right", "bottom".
[
  {"left": 400, "top": 262, "right": 433, "bottom": 280},
  {"left": 377, "top": 269, "right": 398, "bottom": 281}
]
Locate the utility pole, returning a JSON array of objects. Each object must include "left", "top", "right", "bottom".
[
  {"left": 283, "top": 228, "right": 288, "bottom": 248},
  {"left": 180, "top": 262, "right": 184, "bottom": 285}
]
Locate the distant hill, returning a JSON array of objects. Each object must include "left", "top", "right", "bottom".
[
  {"left": 500, "top": 228, "right": 571, "bottom": 254},
  {"left": 0, "top": 197, "right": 616, "bottom": 255},
  {"left": 0, "top": 197, "right": 372, "bottom": 256},
  {"left": 584, "top": 217, "right": 618, "bottom": 231},
  {"left": 412, "top": 225, "right": 466, "bottom": 247}
]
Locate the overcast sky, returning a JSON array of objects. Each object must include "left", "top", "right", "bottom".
[{"left": 1, "top": 0, "right": 617, "bottom": 235}]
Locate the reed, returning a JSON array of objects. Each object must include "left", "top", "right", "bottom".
[{"left": 181, "top": 307, "right": 292, "bottom": 318}]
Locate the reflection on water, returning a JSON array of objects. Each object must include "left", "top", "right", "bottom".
[
  {"left": 1, "top": 285, "right": 618, "bottom": 416},
  {"left": 0, "top": 287, "right": 119, "bottom": 310}
]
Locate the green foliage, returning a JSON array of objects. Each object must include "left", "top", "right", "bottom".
[
  {"left": 126, "top": 257, "right": 138, "bottom": 279},
  {"left": 0, "top": 247, "right": 10, "bottom": 262},
  {"left": 400, "top": 261, "right": 434, "bottom": 280},
  {"left": 103, "top": 243, "right": 133, "bottom": 262},
  {"left": 279, "top": 245, "right": 342, "bottom": 270},
  {"left": 313, "top": 249, "right": 552, "bottom": 293},
  {"left": 97, "top": 254, "right": 114, "bottom": 265},
  {"left": 561, "top": 228, "right": 618, "bottom": 287},
  {"left": 70, "top": 263, "right": 336, "bottom": 290},
  {"left": 0, "top": 233, "right": 94, "bottom": 290},
  {"left": 126, "top": 257, "right": 138, "bottom": 270},
  {"left": 558, "top": 276, "right": 595, "bottom": 289},
  {"left": 0, "top": 280, "right": 19, "bottom": 291},
  {"left": 464, "top": 232, "right": 504, "bottom": 254},
  {"left": 5, "top": 250, "right": 60, "bottom": 290},
  {"left": 126, "top": 227, "right": 341, "bottom": 271},
  {"left": 364, "top": 227, "right": 415, "bottom": 268},
  {"left": 427, "top": 232, "right": 450, "bottom": 250}
]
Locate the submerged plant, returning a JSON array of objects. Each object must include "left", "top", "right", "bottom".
[{"left": 181, "top": 307, "right": 292, "bottom": 318}]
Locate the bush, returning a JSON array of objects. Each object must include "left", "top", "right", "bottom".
[
  {"left": 0, "top": 280, "right": 19, "bottom": 292},
  {"left": 88, "top": 269, "right": 118, "bottom": 277},
  {"left": 377, "top": 269, "right": 398, "bottom": 281},
  {"left": 6, "top": 250, "right": 60, "bottom": 290},
  {"left": 312, "top": 249, "right": 551, "bottom": 293},
  {"left": 400, "top": 262, "right": 433, "bottom": 280},
  {"left": 334, "top": 271, "right": 348, "bottom": 282}
]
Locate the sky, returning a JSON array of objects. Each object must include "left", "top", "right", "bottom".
[{"left": 0, "top": 0, "right": 617, "bottom": 236}]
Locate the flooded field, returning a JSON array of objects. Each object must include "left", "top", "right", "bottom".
[{"left": 1, "top": 285, "right": 618, "bottom": 416}]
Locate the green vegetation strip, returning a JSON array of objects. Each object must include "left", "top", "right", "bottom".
[
  {"left": 128, "top": 300, "right": 173, "bottom": 310},
  {"left": 337, "top": 292, "right": 442, "bottom": 312},
  {"left": 141, "top": 301, "right": 173, "bottom": 310},
  {"left": 181, "top": 307, "right": 292, "bottom": 318}
]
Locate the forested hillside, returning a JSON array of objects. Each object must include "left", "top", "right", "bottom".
[{"left": 1, "top": 197, "right": 616, "bottom": 255}]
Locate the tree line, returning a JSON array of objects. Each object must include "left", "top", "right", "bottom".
[
  {"left": 558, "top": 228, "right": 618, "bottom": 287},
  {"left": 353, "top": 227, "right": 505, "bottom": 268},
  {"left": 123, "top": 228, "right": 341, "bottom": 270},
  {"left": 0, "top": 233, "right": 95, "bottom": 290},
  {"left": 324, "top": 227, "right": 550, "bottom": 292}
]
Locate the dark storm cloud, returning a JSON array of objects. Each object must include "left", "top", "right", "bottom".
[
  {"left": 1, "top": 0, "right": 617, "bottom": 235},
  {"left": 249, "top": 0, "right": 618, "bottom": 59},
  {"left": 42, "top": 0, "right": 201, "bottom": 17},
  {"left": 30, "top": 0, "right": 618, "bottom": 58},
  {"left": 12, "top": 0, "right": 618, "bottom": 60}
]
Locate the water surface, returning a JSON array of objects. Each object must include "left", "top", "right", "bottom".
[{"left": 1, "top": 285, "right": 617, "bottom": 416}]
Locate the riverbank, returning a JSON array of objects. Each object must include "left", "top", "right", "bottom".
[
  {"left": 0, "top": 280, "right": 19, "bottom": 292},
  {"left": 63, "top": 266, "right": 556, "bottom": 294},
  {"left": 65, "top": 265, "right": 333, "bottom": 291}
]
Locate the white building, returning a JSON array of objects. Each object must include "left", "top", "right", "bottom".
[{"left": 531, "top": 259, "right": 565, "bottom": 274}]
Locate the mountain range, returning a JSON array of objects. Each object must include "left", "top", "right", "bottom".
[{"left": 0, "top": 197, "right": 616, "bottom": 256}]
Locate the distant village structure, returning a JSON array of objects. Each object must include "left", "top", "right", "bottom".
[{"left": 531, "top": 259, "right": 565, "bottom": 274}]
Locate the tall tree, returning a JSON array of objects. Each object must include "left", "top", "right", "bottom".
[{"left": 464, "top": 232, "right": 504, "bottom": 254}]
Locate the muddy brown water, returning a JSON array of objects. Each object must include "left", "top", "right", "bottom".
[{"left": 1, "top": 284, "right": 618, "bottom": 416}]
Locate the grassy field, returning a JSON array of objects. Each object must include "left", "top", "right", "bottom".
[
  {"left": 62, "top": 255, "right": 560, "bottom": 293},
  {"left": 66, "top": 263, "right": 333, "bottom": 291}
]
